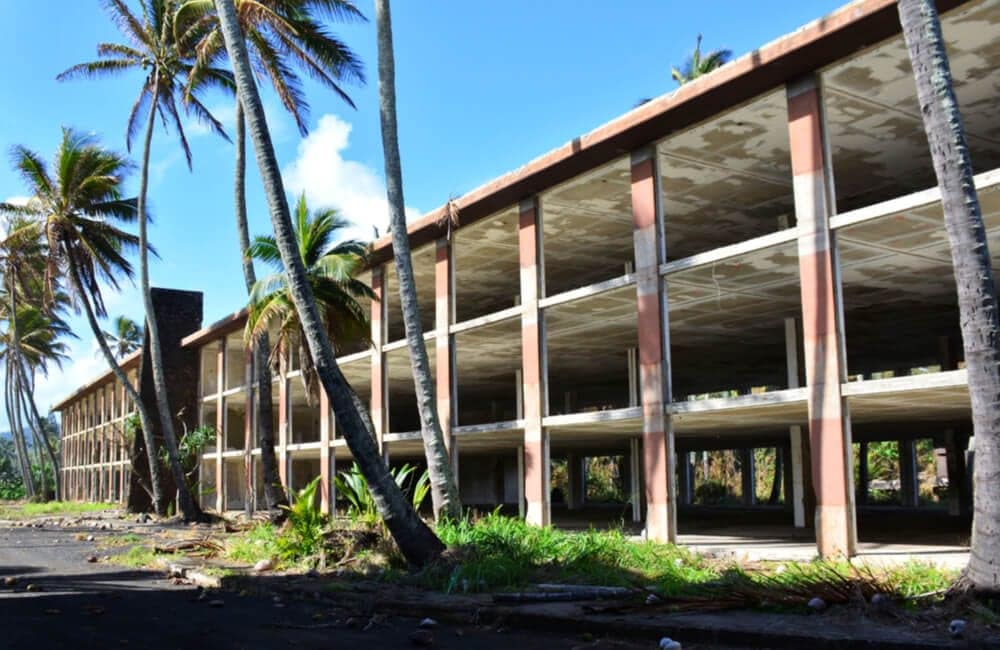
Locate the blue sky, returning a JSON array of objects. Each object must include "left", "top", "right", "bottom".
[{"left": 0, "top": 0, "right": 841, "bottom": 427}]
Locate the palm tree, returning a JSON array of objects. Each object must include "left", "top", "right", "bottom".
[
  {"left": 671, "top": 34, "right": 731, "bottom": 86},
  {"left": 57, "top": 0, "right": 233, "bottom": 520},
  {"left": 214, "top": 0, "right": 444, "bottom": 566},
  {"left": 245, "top": 193, "right": 373, "bottom": 400},
  {"left": 177, "top": 0, "right": 365, "bottom": 513},
  {"left": 898, "top": 0, "right": 1000, "bottom": 594},
  {"left": 102, "top": 315, "right": 143, "bottom": 360},
  {"left": 374, "top": 0, "right": 461, "bottom": 522},
  {"left": 0, "top": 217, "right": 45, "bottom": 497},
  {"left": 0, "top": 129, "right": 167, "bottom": 512},
  {"left": 0, "top": 303, "right": 73, "bottom": 500}
]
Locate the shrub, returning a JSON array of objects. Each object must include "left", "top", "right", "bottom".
[
  {"left": 277, "top": 476, "right": 327, "bottom": 561},
  {"left": 334, "top": 462, "right": 430, "bottom": 525}
]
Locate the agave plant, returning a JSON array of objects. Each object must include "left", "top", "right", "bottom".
[{"left": 334, "top": 462, "right": 430, "bottom": 525}]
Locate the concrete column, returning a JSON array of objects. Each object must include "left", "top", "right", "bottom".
[
  {"left": 566, "top": 452, "right": 583, "bottom": 510},
  {"left": 631, "top": 147, "right": 676, "bottom": 543},
  {"left": 215, "top": 339, "right": 226, "bottom": 512},
  {"left": 371, "top": 266, "right": 387, "bottom": 451},
  {"left": 516, "top": 443, "right": 525, "bottom": 518},
  {"left": 435, "top": 238, "right": 456, "bottom": 468},
  {"left": 519, "top": 197, "right": 550, "bottom": 527},
  {"left": 740, "top": 448, "right": 756, "bottom": 506},
  {"left": 244, "top": 345, "right": 255, "bottom": 514},
  {"left": 319, "top": 389, "right": 334, "bottom": 515},
  {"left": 899, "top": 439, "right": 919, "bottom": 508},
  {"left": 627, "top": 348, "right": 639, "bottom": 407},
  {"left": 678, "top": 451, "right": 694, "bottom": 506},
  {"left": 857, "top": 441, "right": 869, "bottom": 506},
  {"left": 630, "top": 437, "right": 642, "bottom": 522},
  {"left": 787, "top": 76, "right": 855, "bottom": 557},
  {"left": 944, "top": 430, "right": 969, "bottom": 517},
  {"left": 277, "top": 345, "right": 289, "bottom": 488}
]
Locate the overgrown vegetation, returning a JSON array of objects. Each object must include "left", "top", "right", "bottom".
[
  {"left": 429, "top": 510, "right": 714, "bottom": 593},
  {"left": 334, "top": 462, "right": 430, "bottom": 525}
]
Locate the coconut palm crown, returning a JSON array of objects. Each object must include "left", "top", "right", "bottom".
[
  {"left": 671, "top": 34, "right": 732, "bottom": 85},
  {"left": 245, "top": 193, "right": 373, "bottom": 401},
  {"left": 58, "top": 0, "right": 233, "bottom": 167}
]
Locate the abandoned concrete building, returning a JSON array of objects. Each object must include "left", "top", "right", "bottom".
[{"left": 54, "top": 0, "right": 999, "bottom": 557}]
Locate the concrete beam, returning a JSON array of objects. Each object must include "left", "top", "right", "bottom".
[
  {"left": 787, "top": 76, "right": 855, "bottom": 557},
  {"left": 829, "top": 167, "right": 1000, "bottom": 231}
]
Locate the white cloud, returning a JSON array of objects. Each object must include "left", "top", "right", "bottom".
[
  {"left": 3, "top": 196, "right": 31, "bottom": 206},
  {"left": 282, "top": 114, "right": 420, "bottom": 242}
]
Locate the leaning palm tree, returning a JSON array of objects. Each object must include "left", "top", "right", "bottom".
[
  {"left": 671, "top": 34, "right": 731, "bottom": 85},
  {"left": 245, "top": 194, "right": 373, "bottom": 401},
  {"left": 0, "top": 129, "right": 168, "bottom": 513},
  {"left": 57, "top": 0, "right": 233, "bottom": 520},
  {"left": 0, "top": 217, "right": 46, "bottom": 497},
  {"left": 898, "top": 0, "right": 1000, "bottom": 594},
  {"left": 177, "top": 0, "right": 365, "bottom": 513},
  {"left": 214, "top": 0, "right": 444, "bottom": 566},
  {"left": 0, "top": 302, "right": 73, "bottom": 500},
  {"left": 102, "top": 315, "right": 143, "bottom": 360},
  {"left": 374, "top": 0, "right": 461, "bottom": 522}
]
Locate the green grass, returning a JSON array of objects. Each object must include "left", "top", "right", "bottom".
[
  {"left": 111, "top": 544, "right": 179, "bottom": 569},
  {"left": 426, "top": 511, "right": 715, "bottom": 594},
  {"left": 224, "top": 522, "right": 281, "bottom": 565},
  {"left": 100, "top": 533, "right": 144, "bottom": 548},
  {"left": 0, "top": 501, "right": 116, "bottom": 520}
]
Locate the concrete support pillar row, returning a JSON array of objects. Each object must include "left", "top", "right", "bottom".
[
  {"left": 787, "top": 76, "right": 856, "bottom": 557},
  {"left": 519, "top": 197, "right": 550, "bottom": 527},
  {"left": 631, "top": 146, "right": 676, "bottom": 543},
  {"left": 629, "top": 437, "right": 642, "bottom": 523}
]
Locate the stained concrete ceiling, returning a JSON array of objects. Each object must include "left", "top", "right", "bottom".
[{"left": 821, "top": 0, "right": 1000, "bottom": 212}]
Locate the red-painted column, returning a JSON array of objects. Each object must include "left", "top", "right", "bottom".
[
  {"left": 631, "top": 147, "right": 676, "bottom": 543},
  {"left": 371, "top": 266, "right": 387, "bottom": 452},
  {"left": 435, "top": 238, "right": 456, "bottom": 468},
  {"left": 787, "top": 76, "right": 855, "bottom": 557},
  {"left": 215, "top": 338, "right": 226, "bottom": 512},
  {"left": 319, "top": 388, "right": 333, "bottom": 514},
  {"left": 519, "top": 198, "right": 550, "bottom": 526},
  {"left": 277, "top": 344, "right": 289, "bottom": 488},
  {"left": 244, "top": 347, "right": 254, "bottom": 512}
]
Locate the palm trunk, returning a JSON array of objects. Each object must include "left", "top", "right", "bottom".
[
  {"left": 7, "top": 285, "right": 48, "bottom": 498},
  {"left": 18, "top": 363, "right": 60, "bottom": 500},
  {"left": 137, "top": 73, "right": 200, "bottom": 521},
  {"left": 234, "top": 99, "right": 286, "bottom": 513},
  {"left": 66, "top": 243, "right": 165, "bottom": 512},
  {"left": 899, "top": 0, "right": 1000, "bottom": 594},
  {"left": 374, "top": 0, "right": 461, "bottom": 522},
  {"left": 19, "top": 383, "right": 50, "bottom": 500},
  {"left": 215, "top": 0, "right": 444, "bottom": 567},
  {"left": 5, "top": 365, "right": 34, "bottom": 498}
]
